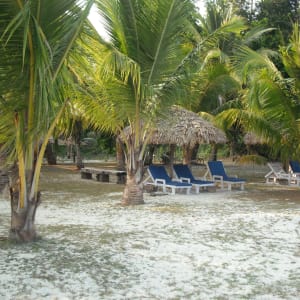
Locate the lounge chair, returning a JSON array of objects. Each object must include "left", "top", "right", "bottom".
[
  {"left": 265, "top": 162, "right": 291, "bottom": 184},
  {"left": 173, "top": 164, "right": 215, "bottom": 194},
  {"left": 207, "top": 160, "right": 245, "bottom": 190},
  {"left": 289, "top": 161, "right": 300, "bottom": 185},
  {"left": 145, "top": 165, "right": 192, "bottom": 195}
]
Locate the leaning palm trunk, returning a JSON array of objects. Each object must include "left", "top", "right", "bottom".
[
  {"left": 8, "top": 112, "right": 64, "bottom": 241},
  {"left": 8, "top": 165, "right": 40, "bottom": 242},
  {"left": 1, "top": 0, "right": 94, "bottom": 242},
  {"left": 10, "top": 189, "right": 40, "bottom": 242}
]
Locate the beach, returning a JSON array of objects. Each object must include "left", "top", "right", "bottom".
[{"left": 0, "top": 163, "right": 299, "bottom": 299}]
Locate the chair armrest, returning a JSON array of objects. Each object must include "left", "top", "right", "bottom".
[
  {"left": 213, "top": 175, "right": 223, "bottom": 181},
  {"left": 180, "top": 177, "right": 191, "bottom": 183},
  {"left": 155, "top": 179, "right": 166, "bottom": 185},
  {"left": 265, "top": 170, "right": 273, "bottom": 178}
]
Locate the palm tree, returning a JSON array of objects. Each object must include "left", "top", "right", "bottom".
[
  {"left": 216, "top": 24, "right": 300, "bottom": 166},
  {"left": 179, "top": 2, "right": 270, "bottom": 161},
  {"left": 79, "top": 0, "right": 199, "bottom": 205},
  {"left": 186, "top": 1, "right": 272, "bottom": 159},
  {"left": 0, "top": 0, "right": 94, "bottom": 241}
]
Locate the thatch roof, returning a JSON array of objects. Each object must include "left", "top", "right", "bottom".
[
  {"left": 243, "top": 132, "right": 266, "bottom": 145},
  {"left": 121, "top": 106, "right": 227, "bottom": 146}
]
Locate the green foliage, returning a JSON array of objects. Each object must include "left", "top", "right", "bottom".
[
  {"left": 217, "top": 23, "right": 300, "bottom": 163},
  {"left": 0, "top": 0, "right": 94, "bottom": 202},
  {"left": 253, "top": 0, "right": 299, "bottom": 50},
  {"left": 237, "top": 154, "right": 267, "bottom": 165}
]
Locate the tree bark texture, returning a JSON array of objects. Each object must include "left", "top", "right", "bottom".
[
  {"left": 121, "top": 135, "right": 144, "bottom": 205},
  {"left": 116, "top": 139, "right": 126, "bottom": 171},
  {"left": 8, "top": 166, "right": 41, "bottom": 242},
  {"left": 75, "top": 142, "right": 84, "bottom": 169},
  {"left": 122, "top": 174, "right": 144, "bottom": 205},
  {"left": 9, "top": 189, "right": 40, "bottom": 242}
]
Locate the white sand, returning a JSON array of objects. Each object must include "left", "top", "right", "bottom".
[{"left": 0, "top": 172, "right": 299, "bottom": 299}]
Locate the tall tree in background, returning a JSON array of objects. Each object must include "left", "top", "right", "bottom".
[
  {"left": 0, "top": 0, "right": 94, "bottom": 242},
  {"left": 186, "top": 1, "right": 272, "bottom": 158},
  {"left": 204, "top": 0, "right": 257, "bottom": 22},
  {"left": 254, "top": 0, "right": 300, "bottom": 49},
  {"left": 216, "top": 23, "right": 300, "bottom": 165}
]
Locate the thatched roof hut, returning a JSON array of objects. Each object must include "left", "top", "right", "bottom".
[
  {"left": 120, "top": 106, "right": 226, "bottom": 146},
  {"left": 148, "top": 106, "right": 227, "bottom": 146},
  {"left": 243, "top": 132, "right": 265, "bottom": 145}
]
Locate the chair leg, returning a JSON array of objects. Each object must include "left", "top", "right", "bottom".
[{"left": 227, "top": 183, "right": 232, "bottom": 191}]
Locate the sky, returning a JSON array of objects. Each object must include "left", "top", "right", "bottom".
[
  {"left": 88, "top": 1, "right": 258, "bottom": 41},
  {"left": 88, "top": 0, "right": 206, "bottom": 41}
]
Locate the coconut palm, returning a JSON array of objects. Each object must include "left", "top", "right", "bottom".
[
  {"left": 216, "top": 24, "right": 300, "bottom": 166},
  {"left": 82, "top": 0, "right": 264, "bottom": 198},
  {"left": 0, "top": 0, "right": 94, "bottom": 241},
  {"left": 178, "top": 2, "right": 272, "bottom": 160},
  {"left": 75, "top": 0, "right": 200, "bottom": 205}
]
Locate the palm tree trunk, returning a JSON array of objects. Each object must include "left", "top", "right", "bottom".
[
  {"left": 121, "top": 141, "right": 144, "bottom": 205},
  {"left": 122, "top": 173, "right": 144, "bottom": 205},
  {"left": 75, "top": 142, "right": 84, "bottom": 169},
  {"left": 9, "top": 166, "right": 40, "bottom": 242},
  {"left": 74, "top": 121, "right": 84, "bottom": 169},
  {"left": 116, "top": 138, "right": 126, "bottom": 170},
  {"left": 168, "top": 144, "right": 176, "bottom": 178}
]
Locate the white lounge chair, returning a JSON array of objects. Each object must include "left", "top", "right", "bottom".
[
  {"left": 207, "top": 161, "right": 245, "bottom": 191},
  {"left": 145, "top": 165, "right": 192, "bottom": 195},
  {"left": 173, "top": 164, "right": 215, "bottom": 194},
  {"left": 265, "top": 162, "right": 291, "bottom": 184}
]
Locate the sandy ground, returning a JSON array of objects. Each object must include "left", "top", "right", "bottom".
[{"left": 0, "top": 162, "right": 299, "bottom": 299}]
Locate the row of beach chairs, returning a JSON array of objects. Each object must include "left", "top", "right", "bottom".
[
  {"left": 265, "top": 160, "right": 300, "bottom": 186},
  {"left": 144, "top": 161, "right": 245, "bottom": 195},
  {"left": 144, "top": 160, "right": 300, "bottom": 195}
]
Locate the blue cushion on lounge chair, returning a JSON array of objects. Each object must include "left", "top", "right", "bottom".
[
  {"left": 290, "top": 160, "right": 300, "bottom": 173},
  {"left": 145, "top": 165, "right": 192, "bottom": 195},
  {"left": 148, "top": 165, "right": 192, "bottom": 187},
  {"left": 173, "top": 164, "right": 215, "bottom": 194},
  {"left": 207, "top": 161, "right": 245, "bottom": 190},
  {"left": 208, "top": 161, "right": 245, "bottom": 182}
]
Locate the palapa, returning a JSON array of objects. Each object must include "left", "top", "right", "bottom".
[
  {"left": 121, "top": 106, "right": 226, "bottom": 146},
  {"left": 243, "top": 132, "right": 265, "bottom": 145}
]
